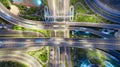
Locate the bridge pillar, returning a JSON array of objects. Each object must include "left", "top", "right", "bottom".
[
  {"left": 50, "top": 30, "right": 55, "bottom": 38},
  {"left": 64, "top": 30, "right": 70, "bottom": 38}
]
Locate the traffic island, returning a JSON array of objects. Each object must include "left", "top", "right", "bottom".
[{"left": 27, "top": 47, "right": 49, "bottom": 67}]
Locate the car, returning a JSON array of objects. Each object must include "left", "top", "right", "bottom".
[
  {"left": 50, "top": 49, "right": 53, "bottom": 51},
  {"left": 0, "top": 26, "right": 2, "bottom": 28},
  {"left": 80, "top": 27, "right": 87, "bottom": 30},
  {"left": 34, "top": 39, "right": 43, "bottom": 43}
]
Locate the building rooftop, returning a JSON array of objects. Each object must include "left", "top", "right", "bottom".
[{"left": 12, "top": 0, "right": 42, "bottom": 7}]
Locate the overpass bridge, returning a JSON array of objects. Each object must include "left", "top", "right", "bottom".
[
  {"left": 0, "top": 38, "right": 120, "bottom": 50},
  {"left": 0, "top": 24, "right": 115, "bottom": 38},
  {"left": 1, "top": 2, "right": 120, "bottom": 30}
]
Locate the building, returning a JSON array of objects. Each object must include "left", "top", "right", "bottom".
[{"left": 12, "top": 0, "right": 42, "bottom": 7}]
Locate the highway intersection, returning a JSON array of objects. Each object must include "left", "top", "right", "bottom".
[{"left": 0, "top": 0, "right": 120, "bottom": 67}]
